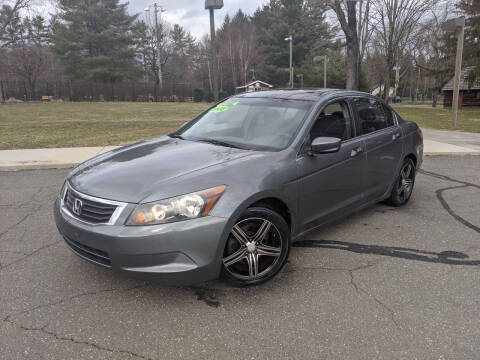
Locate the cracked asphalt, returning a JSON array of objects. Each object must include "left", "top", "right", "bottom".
[{"left": 1, "top": 155, "right": 479, "bottom": 360}]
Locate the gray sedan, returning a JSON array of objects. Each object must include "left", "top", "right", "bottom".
[{"left": 54, "top": 89, "right": 423, "bottom": 286}]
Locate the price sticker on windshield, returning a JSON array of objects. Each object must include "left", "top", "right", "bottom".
[{"left": 209, "top": 101, "right": 239, "bottom": 113}]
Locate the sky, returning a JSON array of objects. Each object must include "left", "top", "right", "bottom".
[
  {"left": 32, "top": 0, "right": 269, "bottom": 40},
  {"left": 129, "top": 0, "right": 268, "bottom": 39}
]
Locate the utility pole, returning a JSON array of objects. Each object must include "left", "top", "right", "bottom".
[
  {"left": 209, "top": 9, "right": 218, "bottom": 101},
  {"left": 154, "top": 3, "right": 165, "bottom": 90},
  {"left": 442, "top": 17, "right": 465, "bottom": 127},
  {"left": 452, "top": 22, "right": 465, "bottom": 127},
  {"left": 205, "top": 1, "right": 223, "bottom": 102},
  {"left": 285, "top": 35, "right": 293, "bottom": 88},
  {"left": 145, "top": 3, "right": 166, "bottom": 98},
  {"left": 314, "top": 55, "right": 327, "bottom": 88}
]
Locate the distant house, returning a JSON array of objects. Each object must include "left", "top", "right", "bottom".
[
  {"left": 442, "top": 68, "right": 480, "bottom": 108},
  {"left": 235, "top": 80, "right": 273, "bottom": 94},
  {"left": 371, "top": 85, "right": 395, "bottom": 99}
]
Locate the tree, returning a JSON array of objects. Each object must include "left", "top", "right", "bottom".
[
  {"left": 327, "top": 0, "right": 372, "bottom": 90},
  {"left": 0, "top": 0, "right": 31, "bottom": 48},
  {"left": 409, "top": 3, "right": 456, "bottom": 106},
  {"left": 217, "top": 10, "right": 257, "bottom": 91},
  {"left": 133, "top": 14, "right": 172, "bottom": 100},
  {"left": 169, "top": 24, "right": 196, "bottom": 94},
  {"left": 371, "top": 0, "right": 439, "bottom": 101},
  {"left": 52, "top": 0, "right": 139, "bottom": 100},
  {"left": 253, "top": 0, "right": 336, "bottom": 87},
  {"left": 6, "top": 15, "right": 50, "bottom": 100},
  {"left": 0, "top": 0, "right": 32, "bottom": 102},
  {"left": 457, "top": 0, "right": 480, "bottom": 81}
]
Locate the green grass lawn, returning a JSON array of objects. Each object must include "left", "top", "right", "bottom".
[
  {"left": 0, "top": 102, "right": 210, "bottom": 150},
  {"left": 392, "top": 105, "right": 480, "bottom": 133},
  {"left": 1, "top": 102, "right": 479, "bottom": 150}
]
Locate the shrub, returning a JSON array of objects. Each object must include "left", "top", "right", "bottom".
[{"left": 193, "top": 88, "right": 204, "bottom": 102}]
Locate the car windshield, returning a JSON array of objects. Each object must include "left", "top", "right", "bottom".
[{"left": 174, "top": 97, "right": 313, "bottom": 151}]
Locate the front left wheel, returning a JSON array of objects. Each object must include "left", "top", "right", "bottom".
[{"left": 222, "top": 207, "right": 290, "bottom": 286}]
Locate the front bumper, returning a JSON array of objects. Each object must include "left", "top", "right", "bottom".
[{"left": 54, "top": 198, "right": 230, "bottom": 286}]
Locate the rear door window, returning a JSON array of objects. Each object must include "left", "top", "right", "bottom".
[{"left": 354, "top": 99, "right": 394, "bottom": 135}]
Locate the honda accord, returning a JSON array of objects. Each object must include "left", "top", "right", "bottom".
[{"left": 54, "top": 89, "right": 423, "bottom": 286}]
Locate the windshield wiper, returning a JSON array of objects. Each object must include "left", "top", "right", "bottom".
[
  {"left": 195, "top": 138, "right": 249, "bottom": 150},
  {"left": 169, "top": 134, "right": 184, "bottom": 140}
]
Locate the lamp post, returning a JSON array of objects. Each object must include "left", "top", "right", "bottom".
[
  {"left": 442, "top": 16, "right": 465, "bottom": 127},
  {"left": 285, "top": 35, "right": 293, "bottom": 88},
  {"left": 314, "top": 56, "right": 327, "bottom": 88},
  {"left": 205, "top": 0, "right": 224, "bottom": 102},
  {"left": 296, "top": 74, "right": 304, "bottom": 88}
]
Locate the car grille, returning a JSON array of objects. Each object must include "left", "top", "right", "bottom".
[
  {"left": 64, "top": 236, "right": 112, "bottom": 268},
  {"left": 64, "top": 189, "right": 117, "bottom": 224}
]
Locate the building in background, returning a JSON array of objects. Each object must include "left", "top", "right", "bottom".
[
  {"left": 442, "top": 68, "right": 480, "bottom": 108},
  {"left": 371, "top": 85, "right": 395, "bottom": 99},
  {"left": 235, "top": 81, "right": 273, "bottom": 94}
]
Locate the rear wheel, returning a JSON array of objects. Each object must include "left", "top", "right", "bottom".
[
  {"left": 222, "top": 207, "right": 290, "bottom": 286},
  {"left": 387, "top": 157, "right": 416, "bottom": 207}
]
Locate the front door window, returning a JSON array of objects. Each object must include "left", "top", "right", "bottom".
[{"left": 310, "top": 100, "right": 354, "bottom": 141}]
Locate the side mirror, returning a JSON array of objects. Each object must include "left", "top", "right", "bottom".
[{"left": 309, "top": 137, "right": 341, "bottom": 155}]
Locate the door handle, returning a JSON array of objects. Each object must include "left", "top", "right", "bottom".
[
  {"left": 392, "top": 133, "right": 401, "bottom": 141},
  {"left": 350, "top": 147, "right": 364, "bottom": 157}
]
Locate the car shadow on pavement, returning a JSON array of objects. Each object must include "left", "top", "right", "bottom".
[{"left": 293, "top": 239, "right": 480, "bottom": 266}]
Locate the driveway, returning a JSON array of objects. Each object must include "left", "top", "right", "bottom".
[{"left": 1, "top": 156, "right": 479, "bottom": 359}]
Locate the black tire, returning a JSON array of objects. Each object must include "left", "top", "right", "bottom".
[
  {"left": 387, "top": 157, "right": 416, "bottom": 207},
  {"left": 221, "top": 207, "right": 290, "bottom": 286}
]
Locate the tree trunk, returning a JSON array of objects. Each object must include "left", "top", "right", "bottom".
[
  {"left": 207, "top": 58, "right": 213, "bottom": 94},
  {"left": 27, "top": 74, "right": 37, "bottom": 101},
  {"left": 0, "top": 80, "right": 4, "bottom": 103},
  {"left": 346, "top": 2, "right": 360, "bottom": 90},
  {"left": 383, "top": 69, "right": 391, "bottom": 103},
  {"left": 23, "top": 81, "right": 28, "bottom": 101},
  {"left": 153, "top": 70, "right": 159, "bottom": 102},
  {"left": 432, "top": 89, "right": 438, "bottom": 108},
  {"left": 383, "top": 51, "right": 394, "bottom": 103},
  {"left": 230, "top": 40, "right": 237, "bottom": 88},
  {"left": 346, "top": 41, "right": 359, "bottom": 90}
]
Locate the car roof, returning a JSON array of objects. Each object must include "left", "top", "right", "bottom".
[{"left": 234, "top": 89, "right": 373, "bottom": 102}]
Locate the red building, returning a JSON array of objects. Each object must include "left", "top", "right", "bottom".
[{"left": 442, "top": 68, "right": 480, "bottom": 108}]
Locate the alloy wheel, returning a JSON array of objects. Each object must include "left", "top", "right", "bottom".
[
  {"left": 397, "top": 161, "right": 415, "bottom": 202},
  {"left": 223, "top": 217, "right": 283, "bottom": 281}
]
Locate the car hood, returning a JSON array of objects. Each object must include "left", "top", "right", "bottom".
[{"left": 68, "top": 136, "right": 255, "bottom": 203}]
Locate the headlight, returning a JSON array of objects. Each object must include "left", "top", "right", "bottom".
[
  {"left": 126, "top": 185, "right": 227, "bottom": 226},
  {"left": 59, "top": 181, "right": 67, "bottom": 200}
]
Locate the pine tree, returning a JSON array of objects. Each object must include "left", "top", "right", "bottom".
[
  {"left": 52, "top": 0, "right": 139, "bottom": 99},
  {"left": 169, "top": 24, "right": 196, "bottom": 95},
  {"left": 252, "top": 0, "right": 338, "bottom": 88}
]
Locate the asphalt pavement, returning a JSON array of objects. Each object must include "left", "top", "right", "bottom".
[{"left": 0, "top": 156, "right": 479, "bottom": 359}]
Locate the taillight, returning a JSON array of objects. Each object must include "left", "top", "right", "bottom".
[{"left": 417, "top": 128, "right": 423, "bottom": 138}]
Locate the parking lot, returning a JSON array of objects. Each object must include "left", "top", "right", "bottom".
[{"left": 0, "top": 155, "right": 479, "bottom": 359}]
